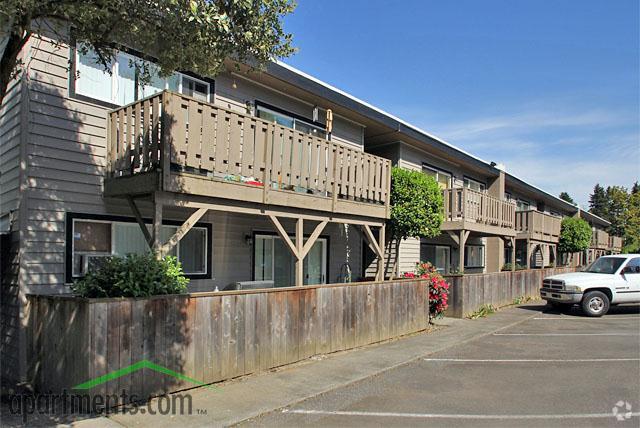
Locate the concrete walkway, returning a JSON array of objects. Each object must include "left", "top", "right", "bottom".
[{"left": 1, "top": 304, "right": 543, "bottom": 427}]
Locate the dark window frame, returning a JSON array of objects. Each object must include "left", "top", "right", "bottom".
[
  {"left": 251, "top": 230, "right": 330, "bottom": 285},
  {"left": 65, "top": 212, "right": 212, "bottom": 284},
  {"left": 254, "top": 100, "right": 326, "bottom": 130},
  {"left": 464, "top": 244, "right": 486, "bottom": 269}
]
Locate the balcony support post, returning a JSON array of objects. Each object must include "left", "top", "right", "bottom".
[
  {"left": 362, "top": 224, "right": 386, "bottom": 281},
  {"left": 509, "top": 237, "right": 516, "bottom": 271},
  {"left": 152, "top": 192, "right": 164, "bottom": 259},
  {"left": 525, "top": 238, "right": 531, "bottom": 270}
]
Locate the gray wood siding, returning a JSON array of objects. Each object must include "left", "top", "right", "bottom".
[
  {"left": 18, "top": 33, "right": 365, "bottom": 294},
  {"left": 0, "top": 66, "right": 23, "bottom": 219},
  {"left": 214, "top": 72, "right": 365, "bottom": 149}
]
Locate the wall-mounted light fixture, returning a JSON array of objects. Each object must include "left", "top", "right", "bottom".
[{"left": 244, "top": 234, "right": 253, "bottom": 246}]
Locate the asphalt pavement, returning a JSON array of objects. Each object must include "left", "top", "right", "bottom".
[{"left": 244, "top": 304, "right": 640, "bottom": 428}]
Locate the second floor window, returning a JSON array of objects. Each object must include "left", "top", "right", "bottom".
[
  {"left": 256, "top": 104, "right": 326, "bottom": 139},
  {"left": 73, "top": 47, "right": 210, "bottom": 106},
  {"left": 516, "top": 199, "right": 531, "bottom": 211},
  {"left": 422, "top": 165, "right": 451, "bottom": 189},
  {"left": 463, "top": 177, "right": 486, "bottom": 192}
]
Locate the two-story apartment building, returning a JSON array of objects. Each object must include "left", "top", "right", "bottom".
[{"left": 0, "top": 26, "right": 621, "bottom": 387}]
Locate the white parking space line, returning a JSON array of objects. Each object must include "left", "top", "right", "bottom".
[
  {"left": 533, "top": 316, "right": 640, "bottom": 320},
  {"left": 422, "top": 358, "right": 640, "bottom": 363},
  {"left": 283, "top": 409, "right": 640, "bottom": 420},
  {"left": 493, "top": 332, "right": 639, "bottom": 336}
]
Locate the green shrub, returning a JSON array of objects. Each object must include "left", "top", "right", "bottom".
[
  {"left": 389, "top": 167, "right": 443, "bottom": 241},
  {"left": 559, "top": 217, "right": 592, "bottom": 254},
  {"left": 501, "top": 263, "right": 526, "bottom": 271},
  {"left": 71, "top": 253, "right": 189, "bottom": 298},
  {"left": 467, "top": 304, "right": 497, "bottom": 319}
]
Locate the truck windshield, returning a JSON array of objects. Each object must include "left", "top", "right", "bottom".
[{"left": 584, "top": 257, "right": 626, "bottom": 274}]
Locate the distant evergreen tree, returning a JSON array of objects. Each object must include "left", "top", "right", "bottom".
[
  {"left": 559, "top": 192, "right": 575, "bottom": 205},
  {"left": 605, "top": 186, "right": 629, "bottom": 237},
  {"left": 589, "top": 184, "right": 608, "bottom": 218},
  {"left": 632, "top": 181, "right": 640, "bottom": 195}
]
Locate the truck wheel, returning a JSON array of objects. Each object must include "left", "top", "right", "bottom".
[{"left": 581, "top": 291, "right": 609, "bottom": 317}]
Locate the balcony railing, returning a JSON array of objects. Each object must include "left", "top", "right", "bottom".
[
  {"left": 442, "top": 187, "right": 516, "bottom": 230},
  {"left": 515, "top": 210, "right": 561, "bottom": 243},
  {"left": 608, "top": 235, "right": 623, "bottom": 252},
  {"left": 106, "top": 91, "right": 391, "bottom": 218},
  {"left": 591, "top": 229, "right": 609, "bottom": 249}
]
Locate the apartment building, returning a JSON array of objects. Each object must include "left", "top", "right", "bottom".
[{"left": 0, "top": 27, "right": 621, "bottom": 385}]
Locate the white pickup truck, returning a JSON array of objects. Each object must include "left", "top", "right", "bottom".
[{"left": 541, "top": 254, "right": 640, "bottom": 316}]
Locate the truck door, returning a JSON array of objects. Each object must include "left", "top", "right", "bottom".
[{"left": 616, "top": 257, "right": 640, "bottom": 303}]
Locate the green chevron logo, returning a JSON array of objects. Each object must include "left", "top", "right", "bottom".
[{"left": 72, "top": 360, "right": 217, "bottom": 391}]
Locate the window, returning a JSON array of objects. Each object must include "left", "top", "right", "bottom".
[
  {"left": 69, "top": 216, "right": 209, "bottom": 279},
  {"left": 624, "top": 257, "right": 640, "bottom": 273},
  {"left": 256, "top": 104, "right": 326, "bottom": 139},
  {"left": 463, "top": 177, "right": 486, "bottom": 192},
  {"left": 421, "top": 244, "right": 450, "bottom": 274},
  {"left": 516, "top": 199, "right": 531, "bottom": 212},
  {"left": 253, "top": 233, "right": 328, "bottom": 287},
  {"left": 73, "top": 46, "right": 211, "bottom": 106},
  {"left": 422, "top": 165, "right": 451, "bottom": 189},
  {"left": 464, "top": 245, "right": 485, "bottom": 268}
]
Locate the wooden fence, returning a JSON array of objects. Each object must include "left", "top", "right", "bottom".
[
  {"left": 444, "top": 267, "right": 577, "bottom": 318},
  {"left": 26, "top": 279, "right": 428, "bottom": 401}
]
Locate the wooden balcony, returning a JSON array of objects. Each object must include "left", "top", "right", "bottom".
[
  {"left": 608, "top": 235, "right": 623, "bottom": 253},
  {"left": 104, "top": 91, "right": 391, "bottom": 221},
  {"left": 441, "top": 188, "right": 516, "bottom": 236},
  {"left": 515, "top": 210, "right": 561, "bottom": 243},
  {"left": 590, "top": 229, "right": 610, "bottom": 250}
]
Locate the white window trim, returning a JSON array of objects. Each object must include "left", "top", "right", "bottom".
[
  {"left": 422, "top": 164, "right": 452, "bottom": 188},
  {"left": 74, "top": 46, "right": 211, "bottom": 106},
  {"left": 463, "top": 177, "right": 486, "bottom": 192},
  {"left": 71, "top": 218, "right": 208, "bottom": 277}
]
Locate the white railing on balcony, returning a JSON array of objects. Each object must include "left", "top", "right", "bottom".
[
  {"left": 442, "top": 188, "right": 515, "bottom": 229},
  {"left": 106, "top": 91, "right": 391, "bottom": 213}
]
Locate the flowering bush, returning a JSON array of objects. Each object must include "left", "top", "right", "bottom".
[{"left": 404, "top": 261, "right": 450, "bottom": 320}]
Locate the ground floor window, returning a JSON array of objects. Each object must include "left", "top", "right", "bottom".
[
  {"left": 67, "top": 214, "right": 210, "bottom": 281},
  {"left": 464, "top": 245, "right": 485, "bottom": 268},
  {"left": 420, "top": 244, "right": 450, "bottom": 274},
  {"left": 253, "top": 233, "right": 328, "bottom": 287}
]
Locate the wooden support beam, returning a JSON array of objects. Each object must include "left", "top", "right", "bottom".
[
  {"left": 152, "top": 194, "right": 163, "bottom": 258},
  {"left": 377, "top": 225, "right": 386, "bottom": 281},
  {"left": 510, "top": 237, "right": 516, "bottom": 271},
  {"left": 295, "top": 218, "right": 304, "bottom": 287},
  {"left": 159, "top": 208, "right": 208, "bottom": 256},
  {"left": 458, "top": 229, "right": 469, "bottom": 273},
  {"left": 126, "top": 195, "right": 153, "bottom": 248},
  {"left": 362, "top": 224, "right": 383, "bottom": 259},
  {"left": 268, "top": 215, "right": 298, "bottom": 257},
  {"left": 301, "top": 220, "right": 328, "bottom": 259},
  {"left": 446, "top": 230, "right": 460, "bottom": 247}
]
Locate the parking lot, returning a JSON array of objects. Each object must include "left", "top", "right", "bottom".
[{"left": 245, "top": 304, "right": 640, "bottom": 427}]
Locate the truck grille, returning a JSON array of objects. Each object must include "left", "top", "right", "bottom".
[{"left": 543, "top": 279, "right": 564, "bottom": 290}]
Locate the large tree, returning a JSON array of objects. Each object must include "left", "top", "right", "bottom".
[
  {"left": 559, "top": 192, "right": 575, "bottom": 205},
  {"left": 624, "top": 189, "right": 640, "bottom": 253},
  {"left": 0, "top": 0, "right": 296, "bottom": 102},
  {"left": 605, "top": 186, "right": 629, "bottom": 238},
  {"left": 588, "top": 184, "right": 608, "bottom": 218}
]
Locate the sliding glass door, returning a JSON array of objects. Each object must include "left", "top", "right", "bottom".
[{"left": 254, "top": 234, "right": 327, "bottom": 287}]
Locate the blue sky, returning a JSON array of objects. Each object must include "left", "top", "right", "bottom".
[{"left": 283, "top": 0, "right": 640, "bottom": 207}]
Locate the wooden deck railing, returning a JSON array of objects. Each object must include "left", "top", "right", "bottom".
[
  {"left": 106, "top": 91, "right": 391, "bottom": 214},
  {"left": 515, "top": 210, "right": 561, "bottom": 242},
  {"left": 442, "top": 188, "right": 515, "bottom": 228},
  {"left": 608, "top": 235, "right": 623, "bottom": 252},
  {"left": 591, "top": 229, "right": 609, "bottom": 249}
]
